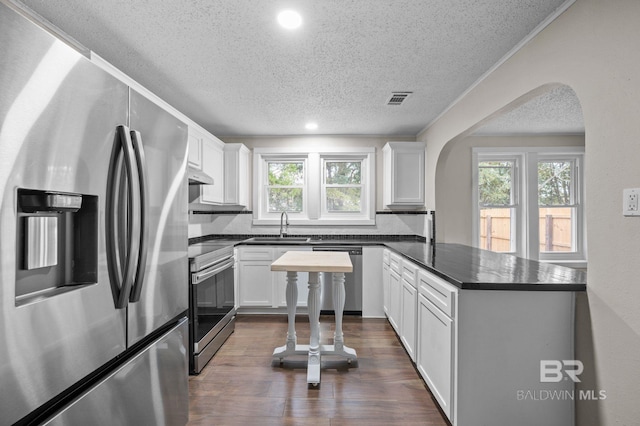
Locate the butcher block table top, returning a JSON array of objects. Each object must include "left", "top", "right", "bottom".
[{"left": 270, "top": 251, "right": 352, "bottom": 273}]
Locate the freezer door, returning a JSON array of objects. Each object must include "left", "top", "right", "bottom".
[
  {"left": 0, "top": 3, "right": 129, "bottom": 424},
  {"left": 127, "top": 90, "right": 189, "bottom": 346},
  {"left": 44, "top": 318, "right": 189, "bottom": 426}
]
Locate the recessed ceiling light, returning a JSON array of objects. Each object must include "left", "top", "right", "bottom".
[
  {"left": 305, "top": 122, "right": 318, "bottom": 130},
  {"left": 277, "top": 10, "right": 302, "bottom": 30}
]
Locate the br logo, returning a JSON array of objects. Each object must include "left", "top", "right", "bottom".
[{"left": 540, "top": 360, "right": 584, "bottom": 383}]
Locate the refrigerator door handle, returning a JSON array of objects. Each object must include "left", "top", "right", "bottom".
[
  {"left": 129, "top": 130, "right": 148, "bottom": 303},
  {"left": 106, "top": 125, "right": 141, "bottom": 309}
]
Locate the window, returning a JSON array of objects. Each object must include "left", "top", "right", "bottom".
[
  {"left": 478, "top": 159, "right": 517, "bottom": 253},
  {"left": 322, "top": 159, "right": 363, "bottom": 214},
  {"left": 473, "top": 147, "right": 585, "bottom": 264},
  {"left": 538, "top": 159, "right": 577, "bottom": 254},
  {"left": 266, "top": 160, "right": 305, "bottom": 213},
  {"left": 254, "top": 148, "right": 375, "bottom": 225}
]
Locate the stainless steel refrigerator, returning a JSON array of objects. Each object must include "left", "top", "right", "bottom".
[{"left": 0, "top": 2, "right": 189, "bottom": 424}]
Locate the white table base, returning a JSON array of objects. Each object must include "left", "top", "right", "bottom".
[{"left": 273, "top": 270, "right": 357, "bottom": 386}]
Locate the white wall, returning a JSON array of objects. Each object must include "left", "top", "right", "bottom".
[
  {"left": 222, "top": 135, "right": 417, "bottom": 212},
  {"left": 436, "top": 134, "right": 585, "bottom": 245},
  {"left": 418, "top": 0, "right": 640, "bottom": 423},
  {"left": 189, "top": 135, "right": 431, "bottom": 239}
]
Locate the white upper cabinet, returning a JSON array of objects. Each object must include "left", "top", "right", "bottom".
[
  {"left": 223, "top": 143, "right": 250, "bottom": 207},
  {"left": 201, "top": 133, "right": 225, "bottom": 204},
  {"left": 383, "top": 142, "right": 425, "bottom": 208},
  {"left": 187, "top": 129, "right": 203, "bottom": 169}
]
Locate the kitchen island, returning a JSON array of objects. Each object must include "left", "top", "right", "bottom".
[{"left": 270, "top": 251, "right": 357, "bottom": 386}]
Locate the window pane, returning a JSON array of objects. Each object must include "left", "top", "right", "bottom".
[
  {"left": 538, "top": 161, "right": 572, "bottom": 206},
  {"left": 268, "top": 162, "right": 304, "bottom": 185},
  {"left": 478, "top": 161, "right": 513, "bottom": 206},
  {"left": 479, "top": 207, "right": 513, "bottom": 252},
  {"left": 325, "top": 161, "right": 361, "bottom": 185},
  {"left": 267, "top": 188, "right": 303, "bottom": 212},
  {"left": 539, "top": 207, "right": 574, "bottom": 252},
  {"left": 326, "top": 187, "right": 361, "bottom": 212}
]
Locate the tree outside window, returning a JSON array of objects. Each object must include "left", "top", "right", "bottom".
[
  {"left": 324, "top": 161, "right": 362, "bottom": 212},
  {"left": 474, "top": 148, "right": 584, "bottom": 263},
  {"left": 538, "top": 160, "right": 576, "bottom": 253},
  {"left": 478, "top": 160, "right": 516, "bottom": 253},
  {"left": 267, "top": 161, "right": 304, "bottom": 212}
]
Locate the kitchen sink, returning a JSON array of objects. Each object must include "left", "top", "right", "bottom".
[{"left": 245, "top": 237, "right": 311, "bottom": 243}]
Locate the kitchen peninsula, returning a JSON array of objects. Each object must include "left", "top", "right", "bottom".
[{"left": 232, "top": 235, "right": 586, "bottom": 426}]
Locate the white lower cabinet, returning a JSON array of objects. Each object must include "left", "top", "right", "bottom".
[
  {"left": 400, "top": 260, "right": 418, "bottom": 362},
  {"left": 237, "top": 260, "right": 273, "bottom": 306},
  {"left": 417, "top": 293, "right": 454, "bottom": 419},
  {"left": 237, "top": 247, "right": 273, "bottom": 307},
  {"left": 273, "top": 247, "right": 310, "bottom": 307},
  {"left": 416, "top": 268, "right": 456, "bottom": 421},
  {"left": 384, "top": 254, "right": 576, "bottom": 426},
  {"left": 388, "top": 266, "right": 401, "bottom": 333},
  {"left": 237, "top": 246, "right": 311, "bottom": 309},
  {"left": 382, "top": 249, "right": 390, "bottom": 315}
]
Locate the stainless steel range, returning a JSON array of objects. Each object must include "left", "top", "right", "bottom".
[{"left": 188, "top": 241, "right": 236, "bottom": 374}]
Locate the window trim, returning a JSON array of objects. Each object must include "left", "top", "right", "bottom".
[
  {"left": 320, "top": 156, "right": 368, "bottom": 218},
  {"left": 472, "top": 147, "right": 586, "bottom": 264},
  {"left": 263, "top": 156, "right": 308, "bottom": 217},
  {"left": 253, "top": 147, "right": 375, "bottom": 225}
]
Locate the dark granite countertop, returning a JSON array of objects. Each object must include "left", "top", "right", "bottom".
[
  {"left": 193, "top": 235, "right": 586, "bottom": 291},
  {"left": 383, "top": 242, "right": 586, "bottom": 291}
]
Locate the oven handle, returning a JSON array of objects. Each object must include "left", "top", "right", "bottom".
[
  {"left": 195, "top": 253, "right": 233, "bottom": 271},
  {"left": 192, "top": 257, "right": 235, "bottom": 284}
]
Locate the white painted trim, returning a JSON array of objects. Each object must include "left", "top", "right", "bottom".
[
  {"left": 253, "top": 148, "right": 376, "bottom": 225},
  {"left": 472, "top": 146, "right": 586, "bottom": 262}
]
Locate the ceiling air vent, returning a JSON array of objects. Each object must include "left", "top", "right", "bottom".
[{"left": 387, "top": 92, "right": 412, "bottom": 106}]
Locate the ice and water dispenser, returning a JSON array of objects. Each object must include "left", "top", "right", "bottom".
[{"left": 16, "top": 188, "right": 98, "bottom": 304}]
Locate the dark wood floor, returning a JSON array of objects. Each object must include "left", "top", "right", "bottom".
[{"left": 187, "top": 314, "right": 449, "bottom": 425}]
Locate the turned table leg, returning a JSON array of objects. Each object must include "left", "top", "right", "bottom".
[
  {"left": 307, "top": 271, "right": 321, "bottom": 386},
  {"left": 272, "top": 271, "right": 299, "bottom": 360},
  {"left": 332, "top": 272, "right": 357, "bottom": 361}
]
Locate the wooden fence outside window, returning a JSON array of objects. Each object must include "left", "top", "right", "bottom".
[{"left": 480, "top": 207, "right": 573, "bottom": 253}]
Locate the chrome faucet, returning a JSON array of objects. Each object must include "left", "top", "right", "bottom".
[{"left": 279, "top": 211, "right": 289, "bottom": 238}]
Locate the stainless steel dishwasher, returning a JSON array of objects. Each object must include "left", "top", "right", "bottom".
[{"left": 312, "top": 246, "right": 363, "bottom": 315}]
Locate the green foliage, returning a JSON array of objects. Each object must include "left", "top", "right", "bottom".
[
  {"left": 267, "top": 162, "right": 304, "bottom": 212},
  {"left": 267, "top": 188, "right": 303, "bottom": 212},
  {"left": 538, "top": 161, "right": 572, "bottom": 206},
  {"left": 325, "top": 162, "right": 361, "bottom": 185},
  {"left": 326, "top": 188, "right": 361, "bottom": 212},
  {"left": 478, "top": 161, "right": 513, "bottom": 206},
  {"left": 268, "top": 162, "right": 304, "bottom": 185},
  {"left": 325, "top": 161, "right": 362, "bottom": 212}
]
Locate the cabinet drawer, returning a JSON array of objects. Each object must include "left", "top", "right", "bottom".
[
  {"left": 418, "top": 269, "right": 456, "bottom": 317},
  {"left": 390, "top": 252, "right": 401, "bottom": 274},
  {"left": 401, "top": 260, "right": 418, "bottom": 285},
  {"left": 383, "top": 249, "right": 390, "bottom": 265},
  {"left": 238, "top": 247, "right": 273, "bottom": 261}
]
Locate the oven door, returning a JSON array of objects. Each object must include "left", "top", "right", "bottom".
[{"left": 189, "top": 256, "right": 235, "bottom": 371}]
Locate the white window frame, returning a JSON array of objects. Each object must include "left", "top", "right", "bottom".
[
  {"left": 472, "top": 147, "right": 586, "bottom": 265},
  {"left": 262, "top": 155, "right": 308, "bottom": 220},
  {"left": 320, "top": 156, "right": 370, "bottom": 219},
  {"left": 253, "top": 147, "right": 375, "bottom": 225},
  {"left": 472, "top": 153, "right": 525, "bottom": 256}
]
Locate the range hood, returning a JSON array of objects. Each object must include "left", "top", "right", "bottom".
[{"left": 187, "top": 167, "right": 214, "bottom": 185}]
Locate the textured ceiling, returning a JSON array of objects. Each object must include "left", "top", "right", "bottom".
[
  {"left": 19, "top": 0, "right": 580, "bottom": 137},
  {"left": 474, "top": 85, "right": 584, "bottom": 135}
]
